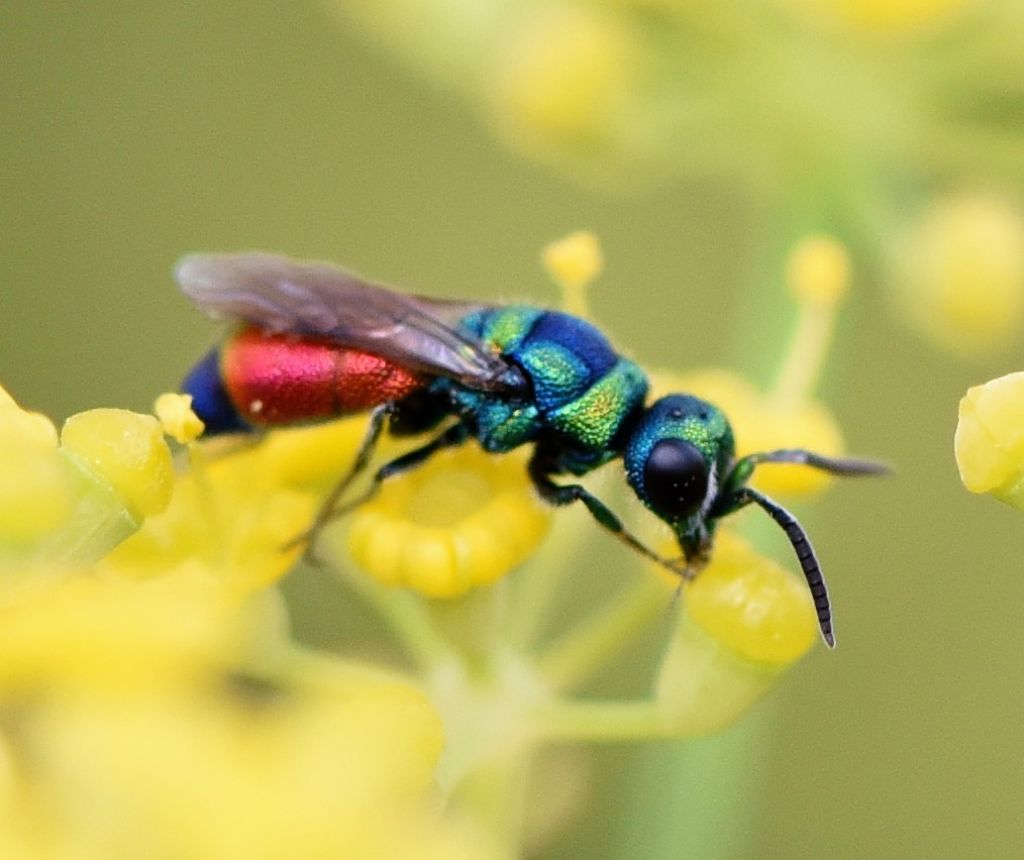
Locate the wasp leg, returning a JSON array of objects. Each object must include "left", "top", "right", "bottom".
[
  {"left": 328, "top": 422, "right": 470, "bottom": 517},
  {"left": 287, "top": 422, "right": 470, "bottom": 558},
  {"left": 527, "top": 456, "right": 691, "bottom": 579},
  {"left": 717, "top": 486, "right": 835, "bottom": 648},
  {"left": 283, "top": 404, "right": 391, "bottom": 554}
]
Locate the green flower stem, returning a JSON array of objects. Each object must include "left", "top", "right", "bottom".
[
  {"left": 771, "top": 302, "right": 836, "bottom": 408},
  {"left": 39, "top": 450, "right": 142, "bottom": 565},
  {"left": 534, "top": 699, "right": 662, "bottom": 743},
  {"left": 336, "top": 565, "right": 452, "bottom": 671},
  {"left": 536, "top": 576, "right": 668, "bottom": 691},
  {"left": 613, "top": 708, "right": 775, "bottom": 860},
  {"left": 426, "top": 581, "right": 508, "bottom": 676},
  {"left": 450, "top": 750, "right": 534, "bottom": 860},
  {"left": 505, "top": 506, "right": 592, "bottom": 650}
]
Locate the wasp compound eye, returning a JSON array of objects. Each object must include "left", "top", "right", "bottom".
[{"left": 643, "top": 439, "right": 709, "bottom": 520}]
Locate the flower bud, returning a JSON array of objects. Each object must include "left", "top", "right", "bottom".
[{"left": 955, "top": 371, "right": 1024, "bottom": 509}]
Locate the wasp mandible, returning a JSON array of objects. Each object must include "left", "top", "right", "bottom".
[{"left": 178, "top": 252, "right": 885, "bottom": 646}]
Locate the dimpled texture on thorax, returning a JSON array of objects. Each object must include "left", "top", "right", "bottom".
[{"left": 458, "top": 307, "right": 648, "bottom": 460}]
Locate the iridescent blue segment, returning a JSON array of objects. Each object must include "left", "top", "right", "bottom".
[
  {"left": 451, "top": 307, "right": 648, "bottom": 460},
  {"left": 623, "top": 394, "right": 734, "bottom": 510},
  {"left": 181, "top": 346, "right": 249, "bottom": 435}
]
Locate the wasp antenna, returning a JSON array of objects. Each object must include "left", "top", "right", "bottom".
[
  {"left": 742, "top": 487, "right": 835, "bottom": 648},
  {"left": 751, "top": 449, "right": 891, "bottom": 477}
]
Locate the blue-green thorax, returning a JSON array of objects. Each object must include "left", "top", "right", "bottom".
[{"left": 446, "top": 306, "right": 648, "bottom": 471}]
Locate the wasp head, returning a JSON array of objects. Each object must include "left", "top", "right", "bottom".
[{"left": 624, "top": 395, "right": 735, "bottom": 564}]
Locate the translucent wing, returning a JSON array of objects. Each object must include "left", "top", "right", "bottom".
[{"left": 176, "top": 252, "right": 522, "bottom": 393}]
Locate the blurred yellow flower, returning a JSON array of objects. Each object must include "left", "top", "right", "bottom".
[
  {"left": 955, "top": 371, "right": 1024, "bottom": 510},
  {"left": 0, "top": 386, "right": 175, "bottom": 564},
  {"left": 655, "top": 529, "right": 817, "bottom": 733},
  {"left": 102, "top": 431, "right": 320, "bottom": 593},
  {"left": 488, "top": 5, "right": 640, "bottom": 159},
  {"left": 789, "top": 0, "right": 975, "bottom": 32},
  {"left": 786, "top": 234, "right": 851, "bottom": 309},
  {"left": 0, "top": 570, "right": 497, "bottom": 860},
  {"left": 0, "top": 389, "right": 72, "bottom": 544},
  {"left": 892, "top": 192, "right": 1024, "bottom": 356},
  {"left": 346, "top": 444, "right": 551, "bottom": 598},
  {"left": 684, "top": 529, "right": 817, "bottom": 664},
  {"left": 544, "top": 229, "right": 604, "bottom": 318}
]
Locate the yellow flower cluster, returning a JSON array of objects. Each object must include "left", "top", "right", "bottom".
[
  {"left": 0, "top": 387, "right": 173, "bottom": 563},
  {"left": 0, "top": 387, "right": 503, "bottom": 860},
  {"left": 346, "top": 444, "right": 550, "bottom": 598}
]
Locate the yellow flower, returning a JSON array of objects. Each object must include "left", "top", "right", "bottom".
[
  {"left": 788, "top": 0, "right": 975, "bottom": 32},
  {"left": 543, "top": 230, "right": 604, "bottom": 292},
  {"left": 955, "top": 371, "right": 1024, "bottom": 510},
  {"left": 655, "top": 530, "right": 817, "bottom": 734},
  {"left": 102, "top": 433, "right": 320, "bottom": 593},
  {"left": 0, "top": 389, "right": 72, "bottom": 544},
  {"left": 0, "top": 386, "right": 175, "bottom": 564},
  {"left": 0, "top": 570, "right": 498, "bottom": 860},
  {"left": 488, "top": 5, "right": 639, "bottom": 158},
  {"left": 786, "top": 234, "right": 851, "bottom": 309},
  {"left": 892, "top": 192, "right": 1024, "bottom": 356},
  {"left": 665, "top": 368, "right": 846, "bottom": 497},
  {"left": 345, "top": 444, "right": 551, "bottom": 598},
  {"left": 61, "top": 408, "right": 174, "bottom": 518},
  {"left": 0, "top": 572, "right": 242, "bottom": 694}
]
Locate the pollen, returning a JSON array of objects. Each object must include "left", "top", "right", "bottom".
[
  {"left": 345, "top": 444, "right": 551, "bottom": 598},
  {"left": 154, "top": 392, "right": 205, "bottom": 444}
]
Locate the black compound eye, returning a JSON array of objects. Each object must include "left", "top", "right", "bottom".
[{"left": 643, "top": 439, "right": 709, "bottom": 519}]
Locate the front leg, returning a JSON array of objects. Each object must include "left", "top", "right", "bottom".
[{"left": 527, "top": 452, "right": 692, "bottom": 579}]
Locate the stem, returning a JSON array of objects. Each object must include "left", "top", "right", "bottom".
[
  {"left": 452, "top": 750, "right": 534, "bottom": 859},
  {"left": 336, "top": 566, "right": 452, "bottom": 671},
  {"left": 770, "top": 304, "right": 836, "bottom": 408},
  {"left": 537, "top": 577, "right": 668, "bottom": 691},
  {"left": 426, "top": 581, "right": 507, "bottom": 675},
  {"left": 505, "top": 507, "right": 593, "bottom": 650},
  {"left": 535, "top": 699, "right": 663, "bottom": 743},
  {"left": 611, "top": 707, "right": 775, "bottom": 860}
]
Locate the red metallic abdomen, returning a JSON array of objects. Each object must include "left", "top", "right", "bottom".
[{"left": 221, "top": 326, "right": 426, "bottom": 427}]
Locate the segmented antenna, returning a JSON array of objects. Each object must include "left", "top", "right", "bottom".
[{"left": 741, "top": 487, "right": 835, "bottom": 647}]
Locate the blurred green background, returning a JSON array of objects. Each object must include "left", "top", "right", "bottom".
[{"left": 3, "top": 2, "right": 1022, "bottom": 858}]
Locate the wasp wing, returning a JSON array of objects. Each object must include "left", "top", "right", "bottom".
[{"left": 176, "top": 252, "right": 520, "bottom": 393}]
